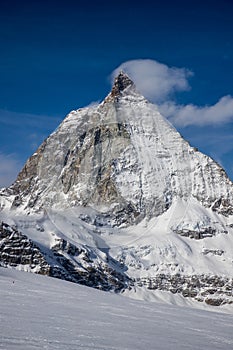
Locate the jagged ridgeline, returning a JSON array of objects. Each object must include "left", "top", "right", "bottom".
[{"left": 0, "top": 72, "right": 233, "bottom": 306}]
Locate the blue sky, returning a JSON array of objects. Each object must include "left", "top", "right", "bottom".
[{"left": 0, "top": 0, "right": 233, "bottom": 186}]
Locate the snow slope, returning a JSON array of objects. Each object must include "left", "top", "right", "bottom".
[{"left": 1, "top": 267, "right": 233, "bottom": 350}]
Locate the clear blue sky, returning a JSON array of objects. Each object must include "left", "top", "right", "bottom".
[{"left": 0, "top": 0, "right": 233, "bottom": 186}]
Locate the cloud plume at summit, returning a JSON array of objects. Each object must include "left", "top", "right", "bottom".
[
  {"left": 111, "top": 59, "right": 193, "bottom": 103},
  {"left": 112, "top": 59, "right": 233, "bottom": 128}
]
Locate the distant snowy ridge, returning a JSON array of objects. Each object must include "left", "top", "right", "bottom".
[{"left": 0, "top": 71, "right": 233, "bottom": 308}]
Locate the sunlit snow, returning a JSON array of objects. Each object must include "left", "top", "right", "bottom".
[{"left": 1, "top": 268, "right": 233, "bottom": 350}]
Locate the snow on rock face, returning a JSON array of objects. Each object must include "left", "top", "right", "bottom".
[
  {"left": 0, "top": 221, "right": 50, "bottom": 274},
  {"left": 1, "top": 71, "right": 233, "bottom": 307},
  {"left": 0, "top": 221, "right": 129, "bottom": 291}
]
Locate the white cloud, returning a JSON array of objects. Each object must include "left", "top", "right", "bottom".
[
  {"left": 0, "top": 153, "right": 22, "bottom": 188},
  {"left": 159, "top": 95, "right": 233, "bottom": 126},
  {"left": 112, "top": 59, "right": 233, "bottom": 128},
  {"left": 111, "top": 59, "right": 193, "bottom": 102}
]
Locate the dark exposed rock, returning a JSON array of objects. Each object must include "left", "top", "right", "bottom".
[
  {"left": 202, "top": 249, "right": 224, "bottom": 256},
  {"left": 174, "top": 227, "right": 217, "bottom": 239},
  {"left": 205, "top": 298, "right": 225, "bottom": 306},
  {"left": 50, "top": 238, "right": 129, "bottom": 292},
  {"left": 60, "top": 122, "right": 130, "bottom": 203},
  {"left": 110, "top": 71, "right": 135, "bottom": 98},
  {"left": 0, "top": 221, "right": 50, "bottom": 275},
  {"left": 134, "top": 274, "right": 233, "bottom": 305},
  {"left": 11, "top": 139, "right": 47, "bottom": 196},
  {"left": 212, "top": 197, "right": 233, "bottom": 217},
  {"left": 0, "top": 222, "right": 130, "bottom": 292}
]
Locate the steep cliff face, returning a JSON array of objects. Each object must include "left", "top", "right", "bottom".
[
  {"left": 1, "top": 72, "right": 233, "bottom": 306},
  {"left": 0, "top": 221, "right": 50, "bottom": 274}
]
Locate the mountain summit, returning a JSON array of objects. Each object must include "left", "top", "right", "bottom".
[
  {"left": 1, "top": 73, "right": 233, "bottom": 307},
  {"left": 110, "top": 71, "right": 135, "bottom": 97}
]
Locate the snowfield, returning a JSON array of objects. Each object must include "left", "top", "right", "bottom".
[{"left": 0, "top": 268, "right": 233, "bottom": 350}]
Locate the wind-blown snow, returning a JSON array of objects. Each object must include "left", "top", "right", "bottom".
[{"left": 1, "top": 268, "right": 233, "bottom": 350}]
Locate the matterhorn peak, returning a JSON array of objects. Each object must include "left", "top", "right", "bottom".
[
  {"left": 110, "top": 70, "right": 136, "bottom": 98},
  {"left": 1, "top": 71, "right": 233, "bottom": 307}
]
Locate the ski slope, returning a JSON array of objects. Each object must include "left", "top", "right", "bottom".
[{"left": 0, "top": 268, "right": 233, "bottom": 350}]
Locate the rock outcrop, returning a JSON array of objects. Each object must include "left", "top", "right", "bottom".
[
  {"left": 0, "top": 221, "right": 129, "bottom": 291},
  {"left": 134, "top": 274, "right": 233, "bottom": 306},
  {"left": 0, "top": 221, "right": 49, "bottom": 274}
]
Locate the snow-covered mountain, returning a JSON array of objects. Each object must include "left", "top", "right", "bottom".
[{"left": 1, "top": 72, "right": 233, "bottom": 307}]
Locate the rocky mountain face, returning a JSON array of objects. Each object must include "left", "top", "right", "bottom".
[
  {"left": 0, "top": 220, "right": 128, "bottom": 291},
  {"left": 0, "top": 221, "right": 50, "bottom": 274},
  {"left": 1, "top": 72, "right": 233, "bottom": 307}
]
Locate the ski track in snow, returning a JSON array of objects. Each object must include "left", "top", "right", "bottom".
[{"left": 0, "top": 268, "right": 233, "bottom": 350}]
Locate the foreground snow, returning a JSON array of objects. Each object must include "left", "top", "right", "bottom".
[{"left": 0, "top": 268, "right": 233, "bottom": 350}]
